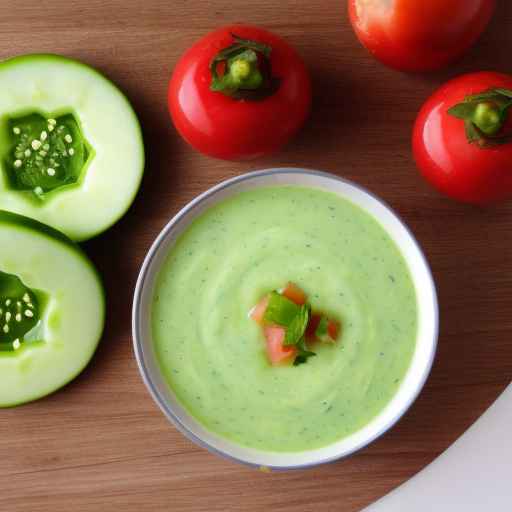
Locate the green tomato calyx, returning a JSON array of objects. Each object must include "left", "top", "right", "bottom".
[
  {"left": 210, "top": 34, "right": 280, "bottom": 101},
  {"left": 448, "top": 88, "right": 512, "bottom": 148}
]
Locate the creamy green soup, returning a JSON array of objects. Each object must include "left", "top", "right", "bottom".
[{"left": 152, "top": 186, "right": 417, "bottom": 452}]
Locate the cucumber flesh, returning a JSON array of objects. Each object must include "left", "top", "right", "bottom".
[
  {"left": 0, "top": 54, "right": 144, "bottom": 241},
  {"left": 0, "top": 210, "right": 105, "bottom": 407}
]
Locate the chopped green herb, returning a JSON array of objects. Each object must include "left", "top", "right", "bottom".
[
  {"left": 252, "top": 283, "right": 341, "bottom": 367},
  {"left": 263, "top": 291, "right": 300, "bottom": 326},
  {"left": 293, "top": 338, "right": 316, "bottom": 366},
  {"left": 284, "top": 303, "right": 310, "bottom": 346}
]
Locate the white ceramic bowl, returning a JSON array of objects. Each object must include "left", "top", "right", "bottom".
[{"left": 132, "top": 168, "right": 439, "bottom": 470}]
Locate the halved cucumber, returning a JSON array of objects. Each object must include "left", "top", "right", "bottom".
[
  {"left": 0, "top": 54, "right": 144, "bottom": 241},
  {"left": 0, "top": 210, "right": 105, "bottom": 407}
]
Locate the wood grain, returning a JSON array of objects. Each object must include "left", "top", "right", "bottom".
[{"left": 1, "top": 1, "right": 512, "bottom": 510}]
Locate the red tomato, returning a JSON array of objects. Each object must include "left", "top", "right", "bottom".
[
  {"left": 263, "top": 326, "right": 296, "bottom": 365},
  {"left": 281, "top": 282, "right": 306, "bottom": 305},
  {"left": 348, "top": 0, "right": 496, "bottom": 72},
  {"left": 327, "top": 320, "right": 341, "bottom": 341},
  {"left": 168, "top": 25, "right": 311, "bottom": 160},
  {"left": 413, "top": 72, "right": 512, "bottom": 205},
  {"left": 305, "top": 313, "right": 321, "bottom": 340}
]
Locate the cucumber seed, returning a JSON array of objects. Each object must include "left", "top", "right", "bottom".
[
  {"left": 47, "top": 168, "right": 56, "bottom": 176},
  {"left": 12, "top": 339, "right": 20, "bottom": 350},
  {"left": 13, "top": 127, "right": 21, "bottom": 135},
  {"left": 3, "top": 325, "right": 8, "bottom": 334},
  {"left": 24, "top": 309, "right": 34, "bottom": 318},
  {"left": 22, "top": 293, "right": 30, "bottom": 303},
  {"left": 40, "top": 131, "right": 48, "bottom": 141},
  {"left": 5, "top": 312, "right": 11, "bottom": 322},
  {"left": 24, "top": 149, "right": 31, "bottom": 157},
  {"left": 14, "top": 160, "right": 22, "bottom": 168},
  {"left": 68, "top": 148, "right": 75, "bottom": 156},
  {"left": 31, "top": 140, "right": 42, "bottom": 150},
  {"left": 15, "top": 313, "right": 21, "bottom": 322},
  {"left": 64, "top": 134, "right": 73, "bottom": 144}
]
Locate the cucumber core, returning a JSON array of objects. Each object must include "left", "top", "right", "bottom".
[
  {"left": 3, "top": 111, "right": 93, "bottom": 198},
  {"left": 0, "top": 270, "right": 44, "bottom": 352}
]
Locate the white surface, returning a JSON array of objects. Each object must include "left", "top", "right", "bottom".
[
  {"left": 133, "top": 168, "right": 439, "bottom": 469},
  {"left": 364, "top": 382, "right": 512, "bottom": 510}
]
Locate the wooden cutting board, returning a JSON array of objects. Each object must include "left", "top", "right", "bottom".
[{"left": 1, "top": 1, "right": 511, "bottom": 510}]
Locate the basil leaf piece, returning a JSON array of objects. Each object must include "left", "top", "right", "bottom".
[
  {"left": 263, "top": 291, "right": 300, "bottom": 327},
  {"left": 293, "top": 338, "right": 316, "bottom": 366},
  {"left": 284, "top": 304, "right": 311, "bottom": 346}
]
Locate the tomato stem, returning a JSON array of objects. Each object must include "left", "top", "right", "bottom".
[
  {"left": 228, "top": 57, "right": 263, "bottom": 89},
  {"left": 472, "top": 102, "right": 502, "bottom": 135},
  {"left": 448, "top": 87, "right": 512, "bottom": 148},
  {"left": 209, "top": 34, "right": 280, "bottom": 101}
]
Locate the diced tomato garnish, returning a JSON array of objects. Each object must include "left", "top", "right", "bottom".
[
  {"left": 282, "top": 282, "right": 307, "bottom": 305},
  {"left": 306, "top": 313, "right": 322, "bottom": 339},
  {"left": 264, "top": 326, "right": 296, "bottom": 365},
  {"left": 250, "top": 295, "right": 270, "bottom": 324},
  {"left": 327, "top": 320, "right": 341, "bottom": 341}
]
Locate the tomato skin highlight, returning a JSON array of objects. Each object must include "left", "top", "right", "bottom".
[
  {"left": 168, "top": 25, "right": 312, "bottom": 160},
  {"left": 413, "top": 72, "right": 512, "bottom": 205},
  {"left": 348, "top": 0, "right": 496, "bottom": 72},
  {"left": 264, "top": 326, "right": 297, "bottom": 365},
  {"left": 250, "top": 295, "right": 269, "bottom": 324}
]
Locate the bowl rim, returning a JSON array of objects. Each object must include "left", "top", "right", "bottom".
[{"left": 132, "top": 167, "right": 439, "bottom": 470}]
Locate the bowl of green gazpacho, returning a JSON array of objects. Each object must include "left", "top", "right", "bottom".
[{"left": 132, "top": 168, "right": 438, "bottom": 469}]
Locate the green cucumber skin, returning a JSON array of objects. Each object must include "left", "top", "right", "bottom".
[
  {"left": 0, "top": 53, "right": 146, "bottom": 242},
  {"left": 0, "top": 209, "right": 77, "bottom": 249},
  {"left": 0, "top": 210, "right": 106, "bottom": 407}
]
